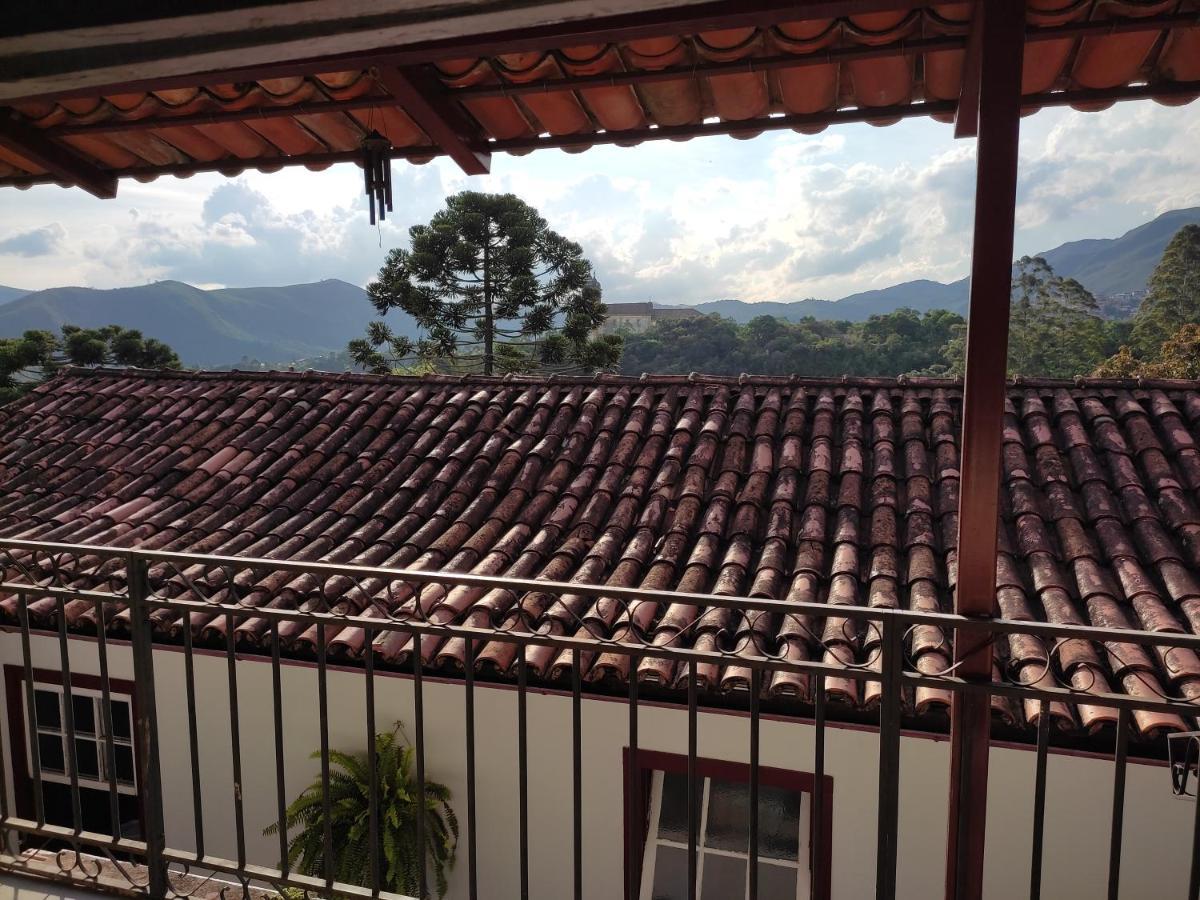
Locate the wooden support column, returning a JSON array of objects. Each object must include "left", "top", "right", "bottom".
[{"left": 945, "top": 2, "right": 1025, "bottom": 899}]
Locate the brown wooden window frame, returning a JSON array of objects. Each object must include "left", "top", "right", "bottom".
[
  {"left": 4, "top": 664, "right": 143, "bottom": 836},
  {"left": 624, "top": 747, "right": 833, "bottom": 900}
]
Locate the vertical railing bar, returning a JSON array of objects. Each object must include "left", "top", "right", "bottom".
[
  {"left": 92, "top": 595, "right": 121, "bottom": 840},
  {"left": 17, "top": 593, "right": 45, "bottom": 827},
  {"left": 571, "top": 651, "right": 583, "bottom": 900},
  {"left": 316, "top": 621, "right": 333, "bottom": 889},
  {"left": 465, "top": 637, "right": 479, "bottom": 900},
  {"left": 183, "top": 609, "right": 205, "bottom": 860},
  {"left": 365, "top": 626, "right": 379, "bottom": 898},
  {"left": 687, "top": 658, "right": 699, "bottom": 900},
  {"left": 270, "top": 619, "right": 287, "bottom": 877},
  {"left": 413, "top": 633, "right": 428, "bottom": 900},
  {"left": 55, "top": 594, "right": 83, "bottom": 836},
  {"left": 812, "top": 672, "right": 827, "bottom": 900},
  {"left": 517, "top": 651, "right": 529, "bottom": 900},
  {"left": 749, "top": 667, "right": 761, "bottom": 900},
  {"left": 225, "top": 609, "right": 246, "bottom": 869},
  {"left": 1029, "top": 699, "right": 1050, "bottom": 900},
  {"left": 628, "top": 654, "right": 641, "bottom": 900},
  {"left": 876, "top": 618, "right": 901, "bottom": 900},
  {"left": 128, "top": 555, "right": 167, "bottom": 897},
  {"left": 1190, "top": 753, "right": 1200, "bottom": 900},
  {"left": 1107, "top": 707, "right": 1130, "bottom": 900},
  {"left": 0, "top": 630, "right": 7, "bottom": 832}
]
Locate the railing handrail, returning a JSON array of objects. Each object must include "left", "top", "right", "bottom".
[
  {"left": 2, "top": 536, "right": 1200, "bottom": 653},
  {"left": 0, "top": 535, "right": 1197, "bottom": 900}
]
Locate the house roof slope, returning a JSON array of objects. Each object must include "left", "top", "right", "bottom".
[{"left": 1, "top": 368, "right": 1199, "bottom": 740}]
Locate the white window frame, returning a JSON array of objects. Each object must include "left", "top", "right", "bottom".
[
  {"left": 24, "top": 683, "right": 137, "bottom": 796},
  {"left": 638, "top": 770, "right": 810, "bottom": 900}
]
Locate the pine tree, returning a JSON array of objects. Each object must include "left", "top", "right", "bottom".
[
  {"left": 0, "top": 324, "right": 181, "bottom": 404},
  {"left": 349, "top": 191, "right": 621, "bottom": 376}
]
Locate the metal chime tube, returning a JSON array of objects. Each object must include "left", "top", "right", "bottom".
[{"left": 361, "top": 131, "right": 393, "bottom": 224}]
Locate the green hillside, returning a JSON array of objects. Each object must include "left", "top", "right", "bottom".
[
  {"left": 0, "top": 279, "right": 419, "bottom": 367},
  {"left": 1038, "top": 207, "right": 1200, "bottom": 296},
  {"left": 0, "top": 286, "right": 28, "bottom": 305}
]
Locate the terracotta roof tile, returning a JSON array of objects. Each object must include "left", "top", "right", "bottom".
[
  {"left": 6, "top": 8, "right": 1197, "bottom": 206},
  {"left": 4, "top": 369, "right": 1200, "bottom": 738}
]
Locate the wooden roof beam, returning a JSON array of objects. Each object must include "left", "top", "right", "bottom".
[
  {"left": 0, "top": 108, "right": 116, "bottom": 198},
  {"left": 953, "top": 3, "right": 984, "bottom": 139},
  {"left": 375, "top": 65, "right": 490, "bottom": 176}
]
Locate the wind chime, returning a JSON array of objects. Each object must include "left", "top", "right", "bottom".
[{"left": 360, "top": 129, "right": 393, "bottom": 224}]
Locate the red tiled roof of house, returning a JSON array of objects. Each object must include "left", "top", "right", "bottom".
[{"left": 2, "top": 368, "right": 1199, "bottom": 739}]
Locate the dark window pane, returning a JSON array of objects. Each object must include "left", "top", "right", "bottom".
[
  {"left": 109, "top": 700, "right": 131, "bottom": 741},
  {"left": 758, "top": 785, "right": 802, "bottom": 860},
  {"left": 37, "top": 734, "right": 64, "bottom": 772},
  {"left": 659, "top": 772, "right": 693, "bottom": 844},
  {"left": 72, "top": 696, "right": 95, "bottom": 735},
  {"left": 759, "top": 861, "right": 798, "bottom": 898},
  {"left": 706, "top": 779, "right": 803, "bottom": 859},
  {"left": 75, "top": 739, "right": 99, "bottom": 779},
  {"left": 700, "top": 853, "right": 746, "bottom": 900},
  {"left": 651, "top": 844, "right": 688, "bottom": 900},
  {"left": 114, "top": 745, "right": 135, "bottom": 785},
  {"left": 706, "top": 779, "right": 750, "bottom": 853},
  {"left": 34, "top": 690, "right": 60, "bottom": 730}
]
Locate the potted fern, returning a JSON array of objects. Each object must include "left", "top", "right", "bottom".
[{"left": 266, "top": 725, "right": 458, "bottom": 898}]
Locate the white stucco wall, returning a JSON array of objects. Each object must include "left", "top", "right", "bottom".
[{"left": 0, "top": 631, "right": 1192, "bottom": 899}]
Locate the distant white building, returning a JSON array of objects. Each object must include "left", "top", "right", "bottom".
[{"left": 599, "top": 302, "right": 702, "bottom": 334}]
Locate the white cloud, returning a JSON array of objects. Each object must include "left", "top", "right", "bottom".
[
  {"left": 0, "top": 101, "right": 1196, "bottom": 299},
  {"left": 0, "top": 223, "right": 67, "bottom": 257}
]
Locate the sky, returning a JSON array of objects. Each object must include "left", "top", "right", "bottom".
[{"left": 0, "top": 100, "right": 1197, "bottom": 304}]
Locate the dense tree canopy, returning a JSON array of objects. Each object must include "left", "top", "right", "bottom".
[
  {"left": 349, "top": 191, "right": 621, "bottom": 376},
  {"left": 1002, "top": 256, "right": 1107, "bottom": 377},
  {"left": 620, "top": 308, "right": 965, "bottom": 377},
  {"left": 0, "top": 324, "right": 180, "bottom": 404},
  {"left": 620, "top": 258, "right": 1145, "bottom": 379},
  {"left": 1095, "top": 225, "right": 1200, "bottom": 376},
  {"left": 1130, "top": 224, "right": 1200, "bottom": 354},
  {"left": 1094, "top": 323, "right": 1200, "bottom": 379}
]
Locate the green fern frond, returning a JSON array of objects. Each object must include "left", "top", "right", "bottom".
[{"left": 264, "top": 723, "right": 458, "bottom": 898}]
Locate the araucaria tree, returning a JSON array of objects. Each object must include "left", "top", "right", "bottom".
[
  {"left": 349, "top": 191, "right": 621, "bottom": 376},
  {"left": 0, "top": 324, "right": 181, "bottom": 404}
]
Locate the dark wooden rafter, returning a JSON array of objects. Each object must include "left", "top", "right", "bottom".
[
  {"left": 0, "top": 107, "right": 116, "bottom": 197},
  {"left": 7, "top": 3, "right": 1196, "bottom": 108},
  {"left": 0, "top": 0, "right": 937, "bottom": 104},
  {"left": 373, "top": 65, "right": 489, "bottom": 176},
  {"left": 3, "top": 80, "right": 1196, "bottom": 191},
  {"left": 48, "top": 94, "right": 393, "bottom": 136},
  {"left": 945, "top": 1, "right": 1026, "bottom": 899}
]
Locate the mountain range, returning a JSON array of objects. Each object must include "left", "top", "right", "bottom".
[
  {"left": 0, "top": 278, "right": 409, "bottom": 367},
  {"left": 0, "top": 207, "right": 1194, "bottom": 367},
  {"left": 685, "top": 206, "right": 1199, "bottom": 324}
]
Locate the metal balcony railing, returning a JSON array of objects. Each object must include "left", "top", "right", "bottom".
[{"left": 0, "top": 537, "right": 1196, "bottom": 899}]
